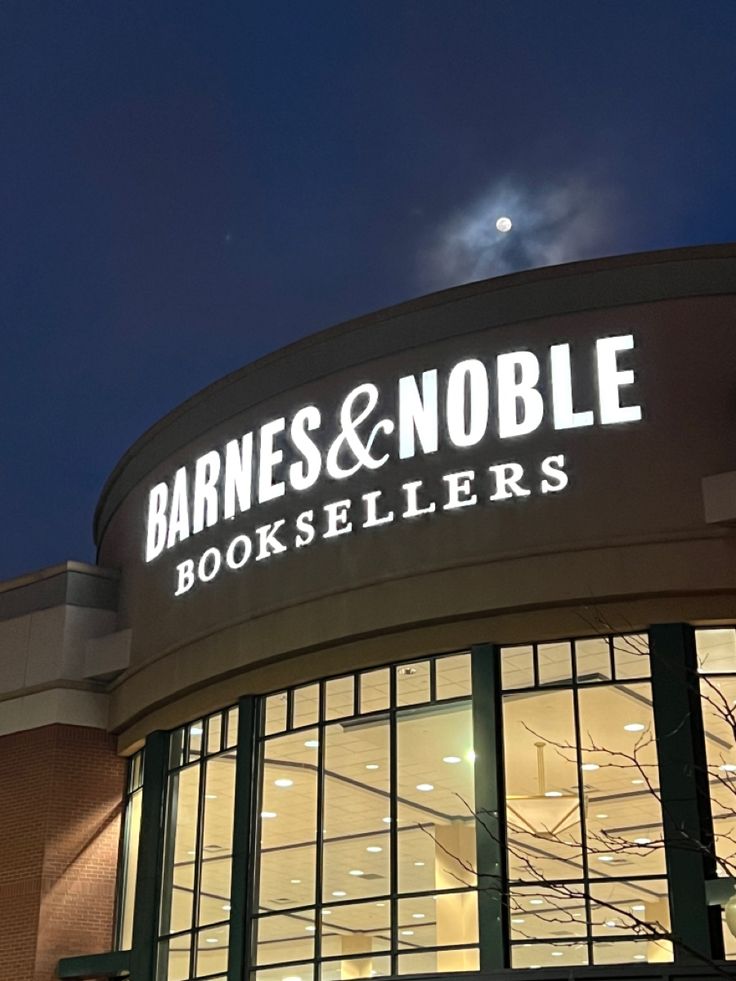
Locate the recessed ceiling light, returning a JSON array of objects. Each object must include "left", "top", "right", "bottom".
[
  {"left": 366, "top": 846, "right": 383, "bottom": 853},
  {"left": 375, "top": 902, "right": 385, "bottom": 907},
  {"left": 206, "top": 938, "right": 218, "bottom": 944},
  {"left": 332, "top": 890, "right": 347, "bottom": 897},
  {"left": 187, "top": 850, "right": 196, "bottom": 856},
  {"left": 529, "top": 899, "right": 544, "bottom": 906},
  {"left": 414, "top": 861, "right": 425, "bottom": 867},
  {"left": 632, "top": 779, "right": 645, "bottom": 785},
  {"left": 205, "top": 794, "right": 218, "bottom": 800},
  {"left": 261, "top": 811, "right": 277, "bottom": 819},
  {"left": 598, "top": 855, "right": 615, "bottom": 862},
  {"left": 304, "top": 739, "right": 319, "bottom": 748},
  {"left": 719, "top": 763, "right": 736, "bottom": 772},
  {"left": 401, "top": 930, "right": 414, "bottom": 936},
  {"left": 290, "top": 879, "right": 301, "bottom": 884},
  {"left": 511, "top": 917, "right": 525, "bottom": 924},
  {"left": 605, "top": 919, "right": 618, "bottom": 928},
  {"left": 190, "top": 726, "right": 203, "bottom": 736},
  {"left": 322, "top": 910, "right": 332, "bottom": 916},
  {"left": 581, "top": 763, "right": 599, "bottom": 771},
  {"left": 382, "top": 816, "right": 392, "bottom": 824},
  {"left": 544, "top": 791, "right": 563, "bottom": 798},
  {"left": 283, "top": 976, "right": 302, "bottom": 981},
  {"left": 274, "top": 778, "right": 293, "bottom": 788},
  {"left": 365, "top": 763, "right": 379, "bottom": 770},
  {"left": 443, "top": 756, "right": 461, "bottom": 764},
  {"left": 631, "top": 903, "right": 646, "bottom": 912},
  {"left": 412, "top": 912, "right": 425, "bottom": 919},
  {"left": 416, "top": 783, "right": 434, "bottom": 792},
  {"left": 349, "top": 870, "right": 364, "bottom": 876},
  {"left": 634, "top": 837, "right": 652, "bottom": 845},
  {"left": 624, "top": 723, "right": 645, "bottom": 732},
  {"left": 305, "top": 926, "right": 315, "bottom": 933},
  {"left": 551, "top": 951, "right": 563, "bottom": 957},
  {"left": 633, "top": 954, "right": 646, "bottom": 961},
  {"left": 222, "top": 904, "right": 231, "bottom": 911},
  {"left": 595, "top": 813, "right": 609, "bottom": 819}
]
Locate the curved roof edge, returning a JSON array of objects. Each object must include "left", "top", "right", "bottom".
[{"left": 94, "top": 243, "right": 736, "bottom": 547}]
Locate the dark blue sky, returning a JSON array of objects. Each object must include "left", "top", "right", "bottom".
[{"left": 2, "top": 1, "right": 734, "bottom": 579}]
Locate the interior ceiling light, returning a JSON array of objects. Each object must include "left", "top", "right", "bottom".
[
  {"left": 375, "top": 902, "right": 385, "bottom": 907},
  {"left": 222, "top": 904, "right": 231, "bottom": 911},
  {"left": 719, "top": 763, "right": 736, "bottom": 772},
  {"left": 511, "top": 917, "right": 525, "bottom": 924},
  {"left": 605, "top": 919, "right": 618, "bottom": 928},
  {"left": 624, "top": 723, "right": 645, "bottom": 732},
  {"left": 401, "top": 930, "right": 414, "bottom": 936},
  {"left": 414, "top": 861, "right": 425, "bottom": 867},
  {"left": 632, "top": 779, "right": 645, "bottom": 785},
  {"left": 634, "top": 837, "right": 652, "bottom": 845},
  {"left": 206, "top": 938, "right": 218, "bottom": 944},
  {"left": 283, "top": 976, "right": 302, "bottom": 981},
  {"left": 595, "top": 813, "right": 609, "bottom": 819},
  {"left": 304, "top": 739, "right": 319, "bottom": 748},
  {"left": 382, "top": 816, "right": 392, "bottom": 824},
  {"left": 349, "top": 869, "right": 364, "bottom": 876},
  {"left": 581, "top": 763, "right": 599, "bottom": 771},
  {"left": 365, "top": 763, "right": 379, "bottom": 770},
  {"left": 190, "top": 726, "right": 203, "bottom": 736},
  {"left": 274, "top": 778, "right": 293, "bottom": 788},
  {"left": 443, "top": 755, "right": 461, "bottom": 764},
  {"left": 261, "top": 811, "right": 277, "bottom": 819},
  {"left": 412, "top": 912, "right": 425, "bottom": 919},
  {"left": 544, "top": 790, "right": 563, "bottom": 797},
  {"left": 551, "top": 951, "right": 563, "bottom": 957},
  {"left": 205, "top": 793, "right": 218, "bottom": 800},
  {"left": 529, "top": 899, "right": 544, "bottom": 906},
  {"left": 332, "top": 890, "right": 347, "bottom": 897},
  {"left": 465, "top": 749, "right": 477, "bottom": 763},
  {"left": 416, "top": 783, "right": 434, "bottom": 792},
  {"left": 366, "top": 846, "right": 382, "bottom": 853},
  {"left": 399, "top": 666, "right": 417, "bottom": 676},
  {"left": 305, "top": 926, "right": 315, "bottom": 932},
  {"left": 598, "top": 855, "right": 615, "bottom": 862},
  {"left": 631, "top": 903, "right": 646, "bottom": 912},
  {"left": 633, "top": 955, "right": 646, "bottom": 961},
  {"left": 290, "top": 879, "right": 301, "bottom": 884}
]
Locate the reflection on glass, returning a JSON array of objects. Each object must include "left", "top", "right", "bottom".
[
  {"left": 323, "top": 718, "right": 390, "bottom": 901},
  {"left": 501, "top": 646, "right": 534, "bottom": 691},
  {"left": 501, "top": 633, "right": 667, "bottom": 968},
  {"left": 396, "top": 661, "right": 430, "bottom": 705},
  {"left": 397, "top": 702, "right": 476, "bottom": 893},
  {"left": 252, "top": 653, "right": 478, "bottom": 978},
  {"left": 538, "top": 642, "right": 572, "bottom": 686},
  {"left": 119, "top": 777, "right": 142, "bottom": 949},
  {"left": 258, "top": 729, "right": 318, "bottom": 912},
  {"left": 158, "top": 706, "right": 237, "bottom": 981}
]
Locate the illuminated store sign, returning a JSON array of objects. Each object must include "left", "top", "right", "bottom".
[{"left": 144, "top": 334, "right": 642, "bottom": 596}]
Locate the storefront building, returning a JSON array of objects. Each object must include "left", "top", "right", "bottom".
[{"left": 2, "top": 244, "right": 736, "bottom": 981}]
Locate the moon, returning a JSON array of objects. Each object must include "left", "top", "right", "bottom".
[{"left": 496, "top": 216, "right": 513, "bottom": 233}]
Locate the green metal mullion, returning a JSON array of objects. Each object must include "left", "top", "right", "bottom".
[
  {"left": 130, "top": 730, "right": 168, "bottom": 981},
  {"left": 227, "top": 696, "right": 258, "bottom": 981},
  {"left": 471, "top": 643, "right": 508, "bottom": 971},
  {"left": 649, "top": 623, "right": 723, "bottom": 964}
]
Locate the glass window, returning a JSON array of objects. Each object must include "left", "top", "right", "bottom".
[
  {"left": 251, "top": 652, "right": 477, "bottom": 977},
  {"left": 697, "top": 626, "right": 736, "bottom": 959},
  {"left": 158, "top": 707, "right": 237, "bottom": 980},
  {"left": 117, "top": 749, "right": 144, "bottom": 950},
  {"left": 501, "top": 633, "right": 670, "bottom": 969}
]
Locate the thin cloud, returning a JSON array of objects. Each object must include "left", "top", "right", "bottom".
[{"left": 418, "top": 176, "right": 621, "bottom": 290}]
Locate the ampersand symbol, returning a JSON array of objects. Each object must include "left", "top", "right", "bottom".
[{"left": 326, "top": 383, "right": 395, "bottom": 479}]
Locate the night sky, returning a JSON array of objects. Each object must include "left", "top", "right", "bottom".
[{"left": 2, "top": 2, "right": 735, "bottom": 580}]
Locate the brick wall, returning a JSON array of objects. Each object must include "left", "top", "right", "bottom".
[{"left": 0, "top": 724, "right": 126, "bottom": 981}]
